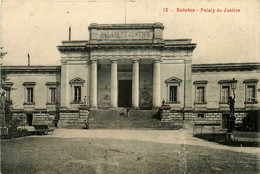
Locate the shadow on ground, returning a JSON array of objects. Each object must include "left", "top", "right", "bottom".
[{"left": 195, "top": 133, "right": 260, "bottom": 147}]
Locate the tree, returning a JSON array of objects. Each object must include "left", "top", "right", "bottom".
[
  {"left": 242, "top": 111, "right": 260, "bottom": 132},
  {"left": 0, "top": 48, "right": 16, "bottom": 137},
  {"left": 1, "top": 47, "right": 8, "bottom": 88},
  {"left": 0, "top": 47, "right": 8, "bottom": 59}
]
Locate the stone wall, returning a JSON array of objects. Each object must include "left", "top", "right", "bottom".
[
  {"left": 58, "top": 108, "right": 89, "bottom": 128},
  {"left": 160, "top": 110, "right": 184, "bottom": 122},
  {"left": 33, "top": 113, "right": 55, "bottom": 126},
  {"left": 160, "top": 109, "right": 246, "bottom": 124},
  {"left": 13, "top": 113, "right": 27, "bottom": 126}
]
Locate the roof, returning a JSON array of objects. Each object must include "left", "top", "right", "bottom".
[
  {"left": 192, "top": 63, "right": 260, "bottom": 72},
  {"left": 88, "top": 22, "right": 164, "bottom": 29},
  {"left": 1, "top": 66, "right": 61, "bottom": 73}
]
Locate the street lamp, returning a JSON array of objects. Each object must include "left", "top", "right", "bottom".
[
  {"left": 227, "top": 78, "right": 237, "bottom": 140},
  {"left": 231, "top": 78, "right": 237, "bottom": 92}
]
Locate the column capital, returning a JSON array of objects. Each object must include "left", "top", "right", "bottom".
[
  {"left": 184, "top": 58, "right": 192, "bottom": 63},
  {"left": 133, "top": 60, "right": 140, "bottom": 64},
  {"left": 110, "top": 59, "right": 118, "bottom": 63},
  {"left": 154, "top": 60, "right": 162, "bottom": 63},
  {"left": 90, "top": 59, "right": 97, "bottom": 64},
  {"left": 90, "top": 58, "right": 97, "bottom": 62},
  {"left": 61, "top": 59, "right": 68, "bottom": 64}
]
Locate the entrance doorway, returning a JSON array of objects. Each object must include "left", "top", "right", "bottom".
[
  {"left": 26, "top": 114, "right": 33, "bottom": 126},
  {"left": 118, "top": 80, "right": 132, "bottom": 107}
]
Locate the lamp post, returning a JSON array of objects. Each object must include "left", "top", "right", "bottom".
[
  {"left": 230, "top": 78, "right": 237, "bottom": 96},
  {"left": 226, "top": 78, "right": 237, "bottom": 141}
]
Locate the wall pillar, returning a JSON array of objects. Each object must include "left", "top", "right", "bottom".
[
  {"left": 60, "top": 60, "right": 68, "bottom": 108},
  {"left": 184, "top": 59, "right": 192, "bottom": 109},
  {"left": 132, "top": 60, "right": 139, "bottom": 109},
  {"left": 153, "top": 60, "right": 161, "bottom": 108},
  {"left": 110, "top": 60, "right": 118, "bottom": 108},
  {"left": 90, "top": 60, "right": 97, "bottom": 108}
]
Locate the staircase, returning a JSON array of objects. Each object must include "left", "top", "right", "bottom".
[{"left": 88, "top": 109, "right": 183, "bottom": 130}]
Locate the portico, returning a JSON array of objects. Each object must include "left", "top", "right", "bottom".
[
  {"left": 88, "top": 58, "right": 161, "bottom": 109},
  {"left": 57, "top": 22, "right": 196, "bottom": 110}
]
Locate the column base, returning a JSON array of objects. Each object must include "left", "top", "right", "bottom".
[
  {"left": 89, "top": 107, "right": 98, "bottom": 110},
  {"left": 131, "top": 106, "right": 139, "bottom": 110},
  {"left": 109, "top": 107, "right": 119, "bottom": 110},
  {"left": 59, "top": 107, "right": 68, "bottom": 111}
]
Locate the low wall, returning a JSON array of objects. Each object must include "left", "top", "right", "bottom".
[
  {"left": 13, "top": 113, "right": 27, "bottom": 126},
  {"left": 33, "top": 113, "right": 55, "bottom": 126},
  {"left": 160, "top": 109, "right": 246, "bottom": 124},
  {"left": 58, "top": 108, "right": 89, "bottom": 128}
]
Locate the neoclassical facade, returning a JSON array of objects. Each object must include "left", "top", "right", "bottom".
[
  {"left": 1, "top": 23, "right": 259, "bottom": 127},
  {"left": 57, "top": 23, "right": 195, "bottom": 110}
]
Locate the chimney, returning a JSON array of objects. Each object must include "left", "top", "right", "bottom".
[
  {"left": 28, "top": 53, "right": 30, "bottom": 66},
  {"left": 69, "top": 26, "right": 71, "bottom": 41}
]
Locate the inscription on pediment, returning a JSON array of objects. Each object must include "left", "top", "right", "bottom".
[{"left": 99, "top": 30, "right": 153, "bottom": 40}]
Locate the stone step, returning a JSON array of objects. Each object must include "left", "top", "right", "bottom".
[{"left": 88, "top": 109, "right": 183, "bottom": 130}]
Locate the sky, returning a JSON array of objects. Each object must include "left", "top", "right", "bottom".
[{"left": 1, "top": 0, "right": 259, "bottom": 65}]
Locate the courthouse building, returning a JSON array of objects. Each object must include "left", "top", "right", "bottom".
[{"left": 1, "top": 23, "right": 260, "bottom": 127}]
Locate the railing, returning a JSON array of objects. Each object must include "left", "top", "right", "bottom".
[{"left": 193, "top": 119, "right": 221, "bottom": 136}]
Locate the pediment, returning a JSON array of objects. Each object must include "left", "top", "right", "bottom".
[
  {"left": 243, "top": 79, "right": 258, "bottom": 83},
  {"left": 165, "top": 77, "right": 182, "bottom": 84},
  {"left": 69, "top": 77, "right": 85, "bottom": 86}
]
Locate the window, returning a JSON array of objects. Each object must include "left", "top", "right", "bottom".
[
  {"left": 221, "top": 86, "right": 230, "bottom": 103},
  {"left": 27, "top": 87, "right": 34, "bottom": 103},
  {"left": 23, "top": 82, "right": 36, "bottom": 104},
  {"left": 246, "top": 85, "right": 256, "bottom": 102},
  {"left": 50, "top": 88, "right": 56, "bottom": 103},
  {"left": 197, "top": 113, "right": 204, "bottom": 118},
  {"left": 69, "top": 77, "right": 85, "bottom": 104},
  {"left": 218, "top": 80, "right": 237, "bottom": 104},
  {"left": 46, "top": 82, "right": 59, "bottom": 104},
  {"left": 193, "top": 81, "right": 207, "bottom": 104},
  {"left": 196, "top": 87, "right": 205, "bottom": 103},
  {"left": 165, "top": 77, "right": 182, "bottom": 103},
  {"left": 244, "top": 79, "right": 258, "bottom": 103},
  {"left": 74, "top": 86, "right": 81, "bottom": 103},
  {"left": 169, "top": 86, "right": 177, "bottom": 102},
  {"left": 2, "top": 82, "right": 13, "bottom": 102}
]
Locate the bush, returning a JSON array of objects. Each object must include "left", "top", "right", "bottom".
[{"left": 242, "top": 111, "right": 260, "bottom": 132}]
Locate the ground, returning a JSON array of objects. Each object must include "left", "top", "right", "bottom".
[{"left": 1, "top": 128, "right": 260, "bottom": 174}]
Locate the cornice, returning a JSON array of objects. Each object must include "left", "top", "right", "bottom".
[
  {"left": 2, "top": 66, "right": 61, "bottom": 74},
  {"left": 192, "top": 63, "right": 260, "bottom": 72},
  {"left": 88, "top": 22, "right": 164, "bottom": 29}
]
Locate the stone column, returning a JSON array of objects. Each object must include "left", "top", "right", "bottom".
[
  {"left": 90, "top": 60, "right": 97, "bottom": 108},
  {"left": 153, "top": 60, "right": 161, "bottom": 108},
  {"left": 110, "top": 60, "right": 118, "bottom": 108},
  {"left": 132, "top": 60, "right": 139, "bottom": 109}
]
